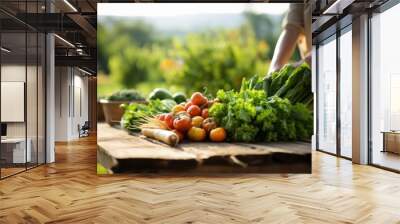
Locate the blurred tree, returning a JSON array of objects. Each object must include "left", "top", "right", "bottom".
[
  {"left": 162, "top": 28, "right": 268, "bottom": 96},
  {"left": 109, "top": 46, "right": 161, "bottom": 88},
  {"left": 243, "top": 11, "right": 300, "bottom": 61},
  {"left": 113, "top": 20, "right": 155, "bottom": 47},
  {"left": 243, "top": 11, "right": 278, "bottom": 59},
  {"left": 98, "top": 19, "right": 156, "bottom": 74},
  {"left": 98, "top": 23, "right": 110, "bottom": 74},
  {"left": 98, "top": 13, "right": 288, "bottom": 95}
]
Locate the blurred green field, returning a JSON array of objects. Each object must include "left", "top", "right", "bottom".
[{"left": 98, "top": 10, "right": 300, "bottom": 99}]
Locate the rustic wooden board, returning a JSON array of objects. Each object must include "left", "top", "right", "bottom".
[{"left": 97, "top": 123, "right": 311, "bottom": 173}]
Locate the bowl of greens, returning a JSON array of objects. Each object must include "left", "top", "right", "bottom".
[{"left": 100, "top": 89, "right": 146, "bottom": 125}]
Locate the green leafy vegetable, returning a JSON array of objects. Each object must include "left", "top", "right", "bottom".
[
  {"left": 242, "top": 63, "right": 313, "bottom": 108},
  {"left": 268, "top": 64, "right": 295, "bottom": 96},
  {"left": 210, "top": 88, "right": 312, "bottom": 142}
]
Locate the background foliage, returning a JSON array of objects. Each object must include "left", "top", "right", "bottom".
[{"left": 98, "top": 11, "right": 300, "bottom": 98}]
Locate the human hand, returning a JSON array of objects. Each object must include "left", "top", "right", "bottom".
[{"left": 293, "top": 52, "right": 311, "bottom": 67}]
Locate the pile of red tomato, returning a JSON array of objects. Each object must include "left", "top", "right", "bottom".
[{"left": 156, "top": 92, "right": 226, "bottom": 142}]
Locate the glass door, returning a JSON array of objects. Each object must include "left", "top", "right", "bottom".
[
  {"left": 317, "top": 35, "right": 337, "bottom": 154},
  {"left": 1, "top": 30, "right": 28, "bottom": 178},
  {"left": 0, "top": 1, "right": 47, "bottom": 179},
  {"left": 27, "top": 29, "right": 38, "bottom": 169},
  {"left": 370, "top": 2, "right": 400, "bottom": 171}
]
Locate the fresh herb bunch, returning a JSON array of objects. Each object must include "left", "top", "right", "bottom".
[
  {"left": 121, "top": 99, "right": 173, "bottom": 132},
  {"left": 209, "top": 88, "right": 313, "bottom": 142},
  {"left": 107, "top": 89, "right": 145, "bottom": 101}
]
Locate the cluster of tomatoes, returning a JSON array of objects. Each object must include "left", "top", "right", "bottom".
[{"left": 156, "top": 92, "right": 227, "bottom": 142}]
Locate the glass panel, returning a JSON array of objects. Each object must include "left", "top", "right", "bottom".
[
  {"left": 38, "top": 32, "right": 45, "bottom": 165},
  {"left": 27, "top": 30, "right": 38, "bottom": 169},
  {"left": 26, "top": 0, "right": 39, "bottom": 169},
  {"left": 317, "top": 37, "right": 337, "bottom": 154},
  {"left": 339, "top": 29, "right": 352, "bottom": 158},
  {"left": 371, "top": 4, "right": 400, "bottom": 171},
  {"left": 1, "top": 31, "right": 27, "bottom": 177},
  {"left": 0, "top": 0, "right": 46, "bottom": 178}
]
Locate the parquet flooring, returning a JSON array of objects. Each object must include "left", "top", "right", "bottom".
[
  {"left": 0, "top": 135, "right": 400, "bottom": 223},
  {"left": 1, "top": 167, "right": 26, "bottom": 178}
]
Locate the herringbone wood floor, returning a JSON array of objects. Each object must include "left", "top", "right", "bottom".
[{"left": 0, "top": 135, "right": 400, "bottom": 224}]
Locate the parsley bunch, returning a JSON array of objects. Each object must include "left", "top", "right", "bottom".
[{"left": 209, "top": 89, "right": 312, "bottom": 142}]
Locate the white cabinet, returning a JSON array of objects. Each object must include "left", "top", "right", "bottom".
[{"left": 1, "top": 138, "right": 32, "bottom": 163}]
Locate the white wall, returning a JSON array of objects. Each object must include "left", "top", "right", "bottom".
[
  {"left": 55, "top": 67, "right": 89, "bottom": 141},
  {"left": 72, "top": 73, "right": 89, "bottom": 138},
  {"left": 55, "top": 67, "right": 69, "bottom": 141}
]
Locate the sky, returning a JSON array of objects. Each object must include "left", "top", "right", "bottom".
[{"left": 98, "top": 3, "right": 289, "bottom": 17}]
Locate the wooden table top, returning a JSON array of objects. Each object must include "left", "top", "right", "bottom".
[{"left": 97, "top": 123, "right": 311, "bottom": 173}]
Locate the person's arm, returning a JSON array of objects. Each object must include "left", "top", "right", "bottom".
[
  {"left": 267, "top": 3, "right": 305, "bottom": 76},
  {"left": 267, "top": 25, "right": 301, "bottom": 75}
]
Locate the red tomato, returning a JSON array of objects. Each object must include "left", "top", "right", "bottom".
[
  {"left": 190, "top": 92, "right": 207, "bottom": 106},
  {"left": 184, "top": 102, "right": 193, "bottom": 111},
  {"left": 158, "top": 113, "right": 166, "bottom": 121},
  {"left": 164, "top": 113, "right": 174, "bottom": 129},
  {"left": 176, "top": 111, "right": 190, "bottom": 118},
  {"left": 173, "top": 115, "right": 192, "bottom": 132},
  {"left": 187, "top": 105, "right": 201, "bottom": 117}
]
